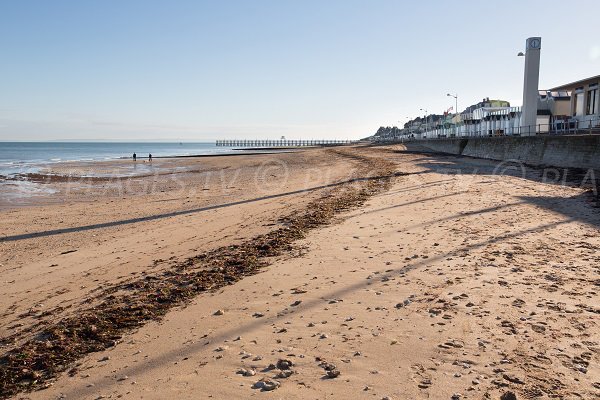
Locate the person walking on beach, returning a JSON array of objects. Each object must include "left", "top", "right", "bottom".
[
  {"left": 133, "top": 153, "right": 137, "bottom": 161},
  {"left": 148, "top": 153, "right": 152, "bottom": 162}
]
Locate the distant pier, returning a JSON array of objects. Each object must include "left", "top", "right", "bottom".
[{"left": 216, "top": 139, "right": 356, "bottom": 147}]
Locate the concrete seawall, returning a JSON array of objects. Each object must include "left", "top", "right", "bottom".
[{"left": 402, "top": 135, "right": 600, "bottom": 170}]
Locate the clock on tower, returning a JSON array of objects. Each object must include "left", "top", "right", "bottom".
[{"left": 527, "top": 37, "right": 541, "bottom": 50}]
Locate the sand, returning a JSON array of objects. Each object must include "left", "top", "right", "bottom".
[{"left": 1, "top": 146, "right": 599, "bottom": 399}]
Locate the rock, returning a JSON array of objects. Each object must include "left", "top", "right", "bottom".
[
  {"left": 492, "top": 379, "right": 509, "bottom": 388},
  {"left": 213, "top": 309, "right": 225, "bottom": 316},
  {"left": 275, "top": 370, "right": 294, "bottom": 379},
  {"left": 237, "top": 368, "right": 255, "bottom": 376},
  {"left": 321, "top": 362, "right": 336, "bottom": 371},
  {"left": 326, "top": 369, "right": 340, "bottom": 379},
  {"left": 503, "top": 374, "right": 524, "bottom": 384},
  {"left": 276, "top": 359, "right": 293, "bottom": 370},
  {"left": 253, "top": 378, "right": 280, "bottom": 391},
  {"left": 531, "top": 324, "right": 545, "bottom": 333},
  {"left": 418, "top": 378, "right": 432, "bottom": 389},
  {"left": 290, "top": 300, "right": 302, "bottom": 307},
  {"left": 319, "top": 333, "right": 328, "bottom": 339},
  {"left": 500, "top": 392, "right": 517, "bottom": 400},
  {"left": 252, "top": 312, "right": 264, "bottom": 318},
  {"left": 451, "top": 394, "right": 461, "bottom": 400},
  {"left": 396, "top": 299, "right": 411, "bottom": 308}
]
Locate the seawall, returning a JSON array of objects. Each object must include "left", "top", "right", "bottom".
[{"left": 402, "top": 135, "right": 600, "bottom": 170}]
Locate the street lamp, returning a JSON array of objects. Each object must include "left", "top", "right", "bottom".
[
  {"left": 447, "top": 93, "right": 458, "bottom": 137},
  {"left": 420, "top": 108, "right": 428, "bottom": 135},
  {"left": 446, "top": 93, "right": 458, "bottom": 116}
]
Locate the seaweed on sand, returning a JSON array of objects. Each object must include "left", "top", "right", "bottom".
[{"left": 0, "top": 149, "right": 399, "bottom": 399}]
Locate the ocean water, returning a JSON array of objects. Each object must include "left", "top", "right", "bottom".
[{"left": 0, "top": 142, "right": 235, "bottom": 176}]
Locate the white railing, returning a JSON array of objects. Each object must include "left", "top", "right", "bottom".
[{"left": 374, "top": 117, "right": 600, "bottom": 143}]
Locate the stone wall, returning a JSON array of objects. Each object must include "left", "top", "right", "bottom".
[{"left": 402, "top": 135, "right": 600, "bottom": 170}]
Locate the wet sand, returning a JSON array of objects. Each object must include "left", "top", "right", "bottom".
[
  {"left": 1, "top": 146, "right": 599, "bottom": 399},
  {"left": 0, "top": 150, "right": 299, "bottom": 208}
]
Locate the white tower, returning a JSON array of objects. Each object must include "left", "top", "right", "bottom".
[{"left": 521, "top": 37, "right": 542, "bottom": 136}]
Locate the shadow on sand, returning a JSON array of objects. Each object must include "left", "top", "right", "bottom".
[{"left": 0, "top": 172, "right": 411, "bottom": 243}]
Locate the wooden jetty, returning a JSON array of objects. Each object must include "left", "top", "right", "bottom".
[{"left": 215, "top": 139, "right": 355, "bottom": 147}]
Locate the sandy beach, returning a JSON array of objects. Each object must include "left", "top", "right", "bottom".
[{"left": 1, "top": 146, "right": 599, "bottom": 399}]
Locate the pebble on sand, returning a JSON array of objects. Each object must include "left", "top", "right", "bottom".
[
  {"left": 253, "top": 378, "right": 280, "bottom": 391},
  {"left": 326, "top": 369, "right": 340, "bottom": 379},
  {"left": 276, "top": 359, "right": 293, "bottom": 370}
]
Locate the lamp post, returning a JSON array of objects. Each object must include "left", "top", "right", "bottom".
[
  {"left": 517, "top": 52, "right": 524, "bottom": 135},
  {"left": 446, "top": 93, "right": 458, "bottom": 116},
  {"left": 420, "top": 108, "right": 428, "bottom": 136},
  {"left": 447, "top": 93, "right": 458, "bottom": 137}
]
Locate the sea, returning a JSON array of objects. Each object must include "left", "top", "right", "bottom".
[{"left": 0, "top": 142, "right": 236, "bottom": 176}]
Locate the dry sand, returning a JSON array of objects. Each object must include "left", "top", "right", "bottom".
[
  {"left": 0, "top": 149, "right": 361, "bottom": 344},
  {"left": 2, "top": 146, "right": 599, "bottom": 399}
]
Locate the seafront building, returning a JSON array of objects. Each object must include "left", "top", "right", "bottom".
[
  {"left": 549, "top": 75, "right": 599, "bottom": 126},
  {"left": 373, "top": 36, "right": 599, "bottom": 142},
  {"left": 374, "top": 73, "right": 600, "bottom": 142}
]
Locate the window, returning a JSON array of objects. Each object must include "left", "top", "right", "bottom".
[
  {"left": 587, "top": 86, "right": 598, "bottom": 115},
  {"left": 575, "top": 91, "right": 584, "bottom": 116}
]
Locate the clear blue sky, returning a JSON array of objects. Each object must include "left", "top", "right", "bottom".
[{"left": 1, "top": 0, "right": 599, "bottom": 141}]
